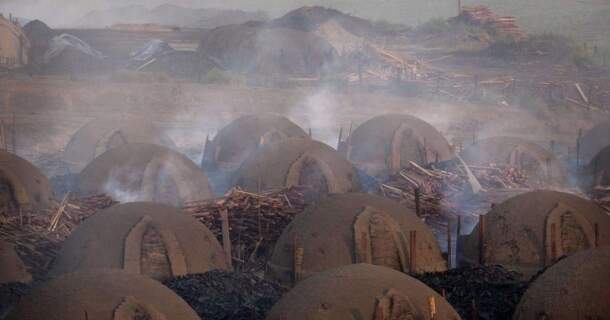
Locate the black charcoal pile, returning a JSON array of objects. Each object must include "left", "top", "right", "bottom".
[
  {"left": 163, "top": 270, "right": 286, "bottom": 320},
  {"left": 0, "top": 282, "right": 31, "bottom": 318},
  {"left": 414, "top": 265, "right": 529, "bottom": 320}
]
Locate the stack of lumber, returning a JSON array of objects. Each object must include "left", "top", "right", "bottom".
[
  {"left": 183, "top": 187, "right": 308, "bottom": 271},
  {"left": 461, "top": 5, "right": 526, "bottom": 41}
]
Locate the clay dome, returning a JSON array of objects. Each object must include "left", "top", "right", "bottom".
[
  {"left": 63, "top": 117, "right": 175, "bottom": 173},
  {"left": 579, "top": 120, "right": 610, "bottom": 166},
  {"left": 51, "top": 202, "right": 228, "bottom": 280},
  {"left": 344, "top": 114, "right": 454, "bottom": 177},
  {"left": 266, "top": 263, "right": 461, "bottom": 320},
  {"left": 202, "top": 114, "right": 308, "bottom": 171},
  {"left": 461, "top": 136, "right": 568, "bottom": 187},
  {"left": 513, "top": 245, "right": 610, "bottom": 320},
  {"left": 0, "top": 240, "right": 31, "bottom": 284},
  {"left": 77, "top": 143, "right": 213, "bottom": 206},
  {"left": 233, "top": 138, "right": 361, "bottom": 196},
  {"left": 0, "top": 151, "right": 54, "bottom": 214},
  {"left": 267, "top": 193, "right": 446, "bottom": 287},
  {"left": 458, "top": 190, "right": 610, "bottom": 276},
  {"left": 582, "top": 144, "right": 610, "bottom": 191},
  {"left": 6, "top": 269, "right": 200, "bottom": 320}
]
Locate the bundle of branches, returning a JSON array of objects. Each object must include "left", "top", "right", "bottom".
[
  {"left": 414, "top": 265, "right": 528, "bottom": 320},
  {"left": 0, "top": 194, "right": 117, "bottom": 279},
  {"left": 462, "top": 164, "right": 529, "bottom": 190},
  {"left": 183, "top": 187, "right": 308, "bottom": 271}
]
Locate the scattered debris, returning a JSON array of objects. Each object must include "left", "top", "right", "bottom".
[{"left": 164, "top": 270, "right": 286, "bottom": 320}]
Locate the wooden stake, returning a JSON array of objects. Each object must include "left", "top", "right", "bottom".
[
  {"left": 414, "top": 188, "right": 421, "bottom": 217},
  {"left": 220, "top": 209, "right": 233, "bottom": 270},
  {"left": 478, "top": 215, "right": 486, "bottom": 265},
  {"left": 337, "top": 127, "right": 343, "bottom": 150},
  {"left": 308, "top": 128, "right": 312, "bottom": 138},
  {"left": 409, "top": 231, "right": 417, "bottom": 273},
  {"left": 471, "top": 300, "right": 479, "bottom": 320},
  {"left": 447, "top": 221, "right": 453, "bottom": 269},
  {"left": 576, "top": 128, "right": 582, "bottom": 168},
  {"left": 594, "top": 223, "right": 599, "bottom": 248},
  {"left": 456, "top": 216, "right": 462, "bottom": 268},
  {"left": 428, "top": 296, "right": 437, "bottom": 319},
  {"left": 292, "top": 233, "right": 304, "bottom": 285},
  {"left": 550, "top": 223, "right": 557, "bottom": 262}
]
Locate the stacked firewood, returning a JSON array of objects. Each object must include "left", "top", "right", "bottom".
[
  {"left": 379, "top": 161, "right": 530, "bottom": 231},
  {"left": 0, "top": 194, "right": 117, "bottom": 279},
  {"left": 460, "top": 5, "right": 526, "bottom": 41},
  {"left": 183, "top": 187, "right": 308, "bottom": 271}
]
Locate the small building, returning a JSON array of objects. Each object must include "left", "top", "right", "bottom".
[
  {"left": 340, "top": 114, "right": 454, "bottom": 178},
  {"left": 0, "top": 14, "right": 30, "bottom": 69},
  {"left": 267, "top": 193, "right": 446, "bottom": 287},
  {"left": 513, "top": 245, "right": 610, "bottom": 320},
  {"left": 0, "top": 151, "right": 54, "bottom": 215},
  {"left": 267, "top": 264, "right": 461, "bottom": 320},
  {"left": 232, "top": 138, "right": 361, "bottom": 198},
  {"left": 51, "top": 202, "right": 228, "bottom": 280},
  {"left": 77, "top": 143, "right": 213, "bottom": 206},
  {"left": 63, "top": 117, "right": 176, "bottom": 174},
  {"left": 458, "top": 190, "right": 610, "bottom": 277},
  {"left": 202, "top": 114, "right": 308, "bottom": 171},
  {"left": 6, "top": 269, "right": 200, "bottom": 320}
]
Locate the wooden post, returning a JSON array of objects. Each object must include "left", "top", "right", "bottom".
[
  {"left": 414, "top": 188, "right": 421, "bottom": 217},
  {"left": 409, "top": 231, "right": 417, "bottom": 273},
  {"left": 471, "top": 300, "right": 479, "bottom": 320},
  {"left": 337, "top": 127, "right": 343, "bottom": 150},
  {"left": 576, "top": 128, "right": 582, "bottom": 168},
  {"left": 308, "top": 128, "right": 312, "bottom": 138},
  {"left": 428, "top": 296, "right": 437, "bottom": 320},
  {"left": 478, "top": 215, "right": 486, "bottom": 265},
  {"left": 220, "top": 209, "right": 233, "bottom": 270},
  {"left": 292, "top": 233, "right": 304, "bottom": 285},
  {"left": 550, "top": 223, "right": 557, "bottom": 262},
  {"left": 594, "top": 223, "right": 599, "bottom": 248},
  {"left": 447, "top": 221, "right": 453, "bottom": 269},
  {"left": 456, "top": 216, "right": 462, "bottom": 268},
  {"left": 458, "top": 0, "right": 462, "bottom": 15}
]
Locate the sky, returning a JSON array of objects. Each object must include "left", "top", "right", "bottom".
[{"left": 0, "top": 0, "right": 460, "bottom": 27}]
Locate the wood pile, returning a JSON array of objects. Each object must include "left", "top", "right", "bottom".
[
  {"left": 0, "top": 194, "right": 117, "bottom": 279},
  {"left": 590, "top": 186, "right": 610, "bottom": 211},
  {"left": 183, "top": 187, "right": 308, "bottom": 271},
  {"left": 460, "top": 5, "right": 526, "bottom": 41},
  {"left": 379, "top": 161, "right": 530, "bottom": 231}
]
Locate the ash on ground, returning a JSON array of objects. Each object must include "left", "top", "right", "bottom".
[
  {"left": 414, "top": 265, "right": 529, "bottom": 320},
  {"left": 163, "top": 270, "right": 286, "bottom": 320}
]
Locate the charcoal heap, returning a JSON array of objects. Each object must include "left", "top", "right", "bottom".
[
  {"left": 414, "top": 265, "right": 528, "bottom": 320},
  {"left": 184, "top": 187, "right": 308, "bottom": 271},
  {"left": 164, "top": 270, "right": 286, "bottom": 320}
]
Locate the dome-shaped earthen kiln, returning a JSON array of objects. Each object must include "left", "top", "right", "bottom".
[
  {"left": 0, "top": 240, "right": 31, "bottom": 284},
  {"left": 266, "top": 263, "right": 461, "bottom": 320},
  {"left": 513, "top": 245, "right": 610, "bottom": 320},
  {"left": 63, "top": 117, "right": 175, "bottom": 173},
  {"left": 267, "top": 193, "right": 446, "bottom": 286},
  {"left": 458, "top": 190, "right": 610, "bottom": 276},
  {"left": 342, "top": 114, "right": 454, "bottom": 178},
  {"left": 6, "top": 269, "right": 200, "bottom": 320},
  {"left": 578, "top": 120, "right": 610, "bottom": 167},
  {"left": 202, "top": 114, "right": 308, "bottom": 171},
  {"left": 77, "top": 143, "right": 213, "bottom": 205},
  {"left": 582, "top": 145, "right": 610, "bottom": 192},
  {"left": 233, "top": 138, "right": 361, "bottom": 196},
  {"left": 51, "top": 202, "right": 228, "bottom": 280},
  {"left": 0, "top": 151, "right": 54, "bottom": 215},
  {"left": 461, "top": 136, "right": 568, "bottom": 187}
]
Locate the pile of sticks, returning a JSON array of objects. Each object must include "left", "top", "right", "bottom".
[
  {"left": 0, "top": 194, "right": 117, "bottom": 278},
  {"left": 379, "top": 161, "right": 530, "bottom": 230},
  {"left": 183, "top": 187, "right": 308, "bottom": 271}
]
